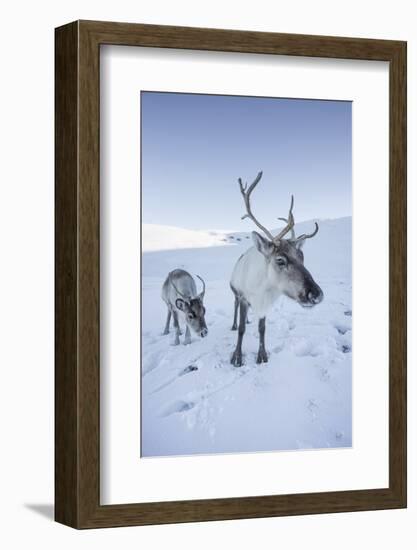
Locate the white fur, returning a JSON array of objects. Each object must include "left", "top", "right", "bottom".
[
  {"left": 231, "top": 246, "right": 285, "bottom": 318},
  {"left": 161, "top": 271, "right": 197, "bottom": 315}
]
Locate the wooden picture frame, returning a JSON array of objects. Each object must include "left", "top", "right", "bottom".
[{"left": 55, "top": 20, "right": 406, "bottom": 529}]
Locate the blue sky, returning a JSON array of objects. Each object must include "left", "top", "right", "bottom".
[{"left": 141, "top": 92, "right": 351, "bottom": 231}]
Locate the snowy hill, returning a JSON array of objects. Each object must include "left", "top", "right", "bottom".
[
  {"left": 142, "top": 223, "right": 230, "bottom": 252},
  {"left": 141, "top": 217, "right": 352, "bottom": 457}
]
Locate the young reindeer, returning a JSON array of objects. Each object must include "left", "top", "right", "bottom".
[
  {"left": 162, "top": 269, "right": 208, "bottom": 345},
  {"left": 230, "top": 171, "right": 323, "bottom": 367}
]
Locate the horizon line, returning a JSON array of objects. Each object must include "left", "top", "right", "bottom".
[{"left": 142, "top": 214, "right": 352, "bottom": 234}]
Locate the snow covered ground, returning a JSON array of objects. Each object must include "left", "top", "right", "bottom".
[{"left": 141, "top": 217, "right": 352, "bottom": 457}]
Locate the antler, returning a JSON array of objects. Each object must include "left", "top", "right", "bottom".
[
  {"left": 238, "top": 172, "right": 318, "bottom": 244},
  {"left": 277, "top": 217, "right": 295, "bottom": 239},
  {"left": 196, "top": 275, "right": 206, "bottom": 299},
  {"left": 275, "top": 195, "right": 295, "bottom": 241},
  {"left": 295, "top": 222, "right": 319, "bottom": 242},
  {"left": 238, "top": 171, "right": 276, "bottom": 242},
  {"left": 279, "top": 213, "right": 319, "bottom": 243}
]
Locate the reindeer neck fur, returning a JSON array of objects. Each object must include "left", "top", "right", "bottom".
[{"left": 231, "top": 246, "right": 284, "bottom": 317}]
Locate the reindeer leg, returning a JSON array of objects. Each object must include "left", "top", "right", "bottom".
[
  {"left": 184, "top": 325, "right": 191, "bottom": 345},
  {"left": 231, "top": 300, "right": 247, "bottom": 367},
  {"left": 172, "top": 311, "right": 181, "bottom": 345},
  {"left": 231, "top": 295, "right": 239, "bottom": 330},
  {"left": 173, "top": 310, "right": 182, "bottom": 335},
  {"left": 162, "top": 307, "right": 171, "bottom": 335},
  {"left": 256, "top": 316, "right": 268, "bottom": 364}
]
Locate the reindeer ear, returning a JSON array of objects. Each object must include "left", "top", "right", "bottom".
[
  {"left": 252, "top": 231, "right": 274, "bottom": 257},
  {"left": 175, "top": 298, "right": 186, "bottom": 311},
  {"left": 295, "top": 238, "right": 305, "bottom": 250}
]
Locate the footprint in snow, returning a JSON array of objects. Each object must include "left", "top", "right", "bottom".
[
  {"left": 291, "top": 338, "right": 319, "bottom": 357},
  {"left": 307, "top": 399, "right": 319, "bottom": 419},
  {"left": 160, "top": 400, "right": 196, "bottom": 417},
  {"left": 180, "top": 365, "right": 198, "bottom": 375},
  {"left": 319, "top": 368, "right": 331, "bottom": 382},
  {"left": 335, "top": 340, "right": 351, "bottom": 353},
  {"left": 335, "top": 324, "right": 350, "bottom": 335},
  {"left": 271, "top": 343, "right": 284, "bottom": 354}
]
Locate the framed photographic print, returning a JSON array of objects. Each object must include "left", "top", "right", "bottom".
[{"left": 55, "top": 20, "right": 406, "bottom": 528}]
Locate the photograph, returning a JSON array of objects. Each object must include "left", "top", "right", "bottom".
[
  {"left": 0, "top": 0, "right": 408, "bottom": 539},
  {"left": 140, "top": 90, "right": 352, "bottom": 458}
]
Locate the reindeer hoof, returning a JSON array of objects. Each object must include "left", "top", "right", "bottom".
[
  {"left": 231, "top": 324, "right": 237, "bottom": 331},
  {"left": 256, "top": 348, "right": 268, "bottom": 364},
  {"left": 162, "top": 329, "right": 169, "bottom": 335},
  {"left": 231, "top": 350, "right": 243, "bottom": 367}
]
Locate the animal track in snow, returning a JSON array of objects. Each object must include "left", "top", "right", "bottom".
[
  {"left": 181, "top": 365, "right": 199, "bottom": 375},
  {"left": 335, "top": 339, "right": 352, "bottom": 354},
  {"left": 290, "top": 338, "right": 321, "bottom": 358},
  {"left": 307, "top": 398, "right": 319, "bottom": 420},
  {"left": 271, "top": 342, "right": 284, "bottom": 354},
  {"left": 160, "top": 400, "right": 196, "bottom": 417},
  {"left": 334, "top": 323, "right": 350, "bottom": 335},
  {"left": 319, "top": 368, "right": 331, "bottom": 382}
]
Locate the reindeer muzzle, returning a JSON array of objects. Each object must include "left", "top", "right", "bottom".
[{"left": 307, "top": 286, "right": 323, "bottom": 306}]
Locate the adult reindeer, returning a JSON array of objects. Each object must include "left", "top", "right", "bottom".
[{"left": 230, "top": 171, "right": 323, "bottom": 367}]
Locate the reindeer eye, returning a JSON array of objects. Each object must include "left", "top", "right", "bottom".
[
  {"left": 188, "top": 313, "right": 195, "bottom": 320},
  {"left": 275, "top": 256, "right": 287, "bottom": 268}
]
